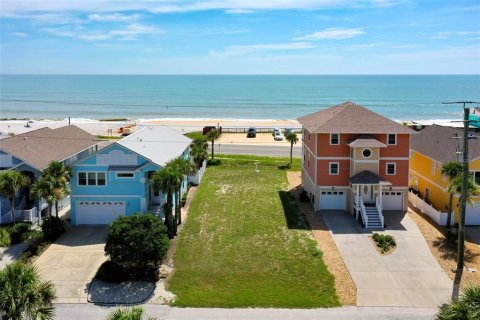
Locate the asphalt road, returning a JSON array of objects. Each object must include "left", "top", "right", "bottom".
[
  {"left": 54, "top": 304, "right": 438, "bottom": 320},
  {"left": 210, "top": 143, "right": 302, "bottom": 157}
]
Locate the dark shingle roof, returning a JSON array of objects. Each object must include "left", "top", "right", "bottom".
[
  {"left": 347, "top": 135, "right": 387, "bottom": 148},
  {"left": 298, "top": 101, "right": 414, "bottom": 134},
  {"left": 0, "top": 125, "right": 100, "bottom": 170},
  {"left": 349, "top": 170, "right": 391, "bottom": 185},
  {"left": 411, "top": 124, "right": 480, "bottom": 163}
]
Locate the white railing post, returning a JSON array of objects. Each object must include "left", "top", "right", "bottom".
[
  {"left": 360, "top": 199, "right": 368, "bottom": 228},
  {"left": 376, "top": 196, "right": 384, "bottom": 228}
]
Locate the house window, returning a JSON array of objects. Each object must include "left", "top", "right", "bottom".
[
  {"left": 78, "top": 172, "right": 106, "bottom": 186},
  {"left": 329, "top": 162, "right": 339, "bottom": 175},
  {"left": 116, "top": 172, "right": 134, "bottom": 178},
  {"left": 330, "top": 133, "right": 339, "bottom": 145},
  {"left": 362, "top": 148, "right": 372, "bottom": 158},
  {"left": 387, "top": 134, "right": 397, "bottom": 145},
  {"left": 386, "top": 163, "right": 396, "bottom": 175},
  {"left": 473, "top": 171, "right": 480, "bottom": 185}
]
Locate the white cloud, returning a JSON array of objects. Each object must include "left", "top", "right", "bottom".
[
  {"left": 110, "top": 23, "right": 163, "bottom": 40},
  {"left": 210, "top": 42, "right": 317, "bottom": 57},
  {"left": 392, "top": 44, "right": 424, "bottom": 49},
  {"left": 11, "top": 32, "right": 28, "bottom": 37},
  {"left": 295, "top": 28, "right": 365, "bottom": 40},
  {"left": 350, "top": 42, "right": 383, "bottom": 48},
  {"left": 437, "top": 31, "right": 480, "bottom": 37},
  {"left": 88, "top": 13, "right": 140, "bottom": 22},
  {"left": 1, "top": 0, "right": 403, "bottom": 16}
]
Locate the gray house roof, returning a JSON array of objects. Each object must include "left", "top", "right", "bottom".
[
  {"left": 411, "top": 124, "right": 480, "bottom": 163},
  {"left": 349, "top": 170, "right": 391, "bottom": 185},
  {"left": 347, "top": 135, "right": 387, "bottom": 148},
  {"left": 118, "top": 126, "right": 192, "bottom": 167},
  {"left": 0, "top": 125, "right": 100, "bottom": 171},
  {"left": 298, "top": 101, "right": 414, "bottom": 134}
]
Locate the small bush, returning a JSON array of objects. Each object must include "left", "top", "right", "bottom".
[
  {"left": 105, "top": 214, "right": 169, "bottom": 271},
  {"left": 0, "top": 228, "right": 11, "bottom": 247},
  {"left": 372, "top": 233, "right": 396, "bottom": 254},
  {"left": 21, "top": 230, "right": 44, "bottom": 246},
  {"left": 9, "top": 223, "right": 31, "bottom": 244},
  {"left": 41, "top": 216, "right": 65, "bottom": 241},
  {"left": 95, "top": 260, "right": 159, "bottom": 283},
  {"left": 277, "top": 163, "right": 291, "bottom": 170},
  {"left": 207, "top": 159, "right": 221, "bottom": 166}
]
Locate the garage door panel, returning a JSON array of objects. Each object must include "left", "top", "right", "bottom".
[
  {"left": 76, "top": 201, "right": 125, "bottom": 225},
  {"left": 466, "top": 202, "right": 480, "bottom": 226},
  {"left": 319, "top": 191, "right": 346, "bottom": 210},
  {"left": 382, "top": 192, "right": 403, "bottom": 211}
]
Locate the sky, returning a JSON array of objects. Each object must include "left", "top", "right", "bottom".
[{"left": 0, "top": 0, "right": 479, "bottom": 74}]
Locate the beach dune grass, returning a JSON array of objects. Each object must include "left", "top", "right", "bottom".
[{"left": 167, "top": 155, "right": 339, "bottom": 308}]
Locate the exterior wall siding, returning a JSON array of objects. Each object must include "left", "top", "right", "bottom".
[{"left": 316, "top": 159, "right": 350, "bottom": 186}]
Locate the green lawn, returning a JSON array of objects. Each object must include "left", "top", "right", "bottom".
[{"left": 168, "top": 155, "right": 339, "bottom": 308}]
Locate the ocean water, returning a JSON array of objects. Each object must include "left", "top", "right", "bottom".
[{"left": 0, "top": 75, "right": 479, "bottom": 121}]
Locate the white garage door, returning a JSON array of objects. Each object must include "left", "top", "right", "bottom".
[
  {"left": 76, "top": 201, "right": 125, "bottom": 225},
  {"left": 382, "top": 192, "right": 404, "bottom": 211},
  {"left": 319, "top": 191, "right": 347, "bottom": 210},
  {"left": 466, "top": 202, "right": 480, "bottom": 226}
]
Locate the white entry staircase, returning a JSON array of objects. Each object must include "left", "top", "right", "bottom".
[{"left": 356, "top": 196, "right": 384, "bottom": 229}]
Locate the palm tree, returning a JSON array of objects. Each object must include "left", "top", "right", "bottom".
[
  {"left": 190, "top": 137, "right": 208, "bottom": 169},
  {"left": 166, "top": 157, "right": 197, "bottom": 225},
  {"left": 206, "top": 129, "right": 220, "bottom": 160},
  {"left": 42, "top": 161, "right": 71, "bottom": 217},
  {"left": 0, "top": 170, "right": 29, "bottom": 224},
  {"left": 285, "top": 131, "right": 299, "bottom": 165},
  {"left": 107, "top": 306, "right": 156, "bottom": 320},
  {"left": 31, "top": 175, "right": 59, "bottom": 219},
  {"left": 0, "top": 261, "right": 56, "bottom": 320},
  {"left": 436, "top": 285, "right": 480, "bottom": 320},
  {"left": 151, "top": 168, "right": 178, "bottom": 238},
  {"left": 441, "top": 161, "right": 463, "bottom": 228},
  {"left": 446, "top": 174, "right": 480, "bottom": 211}
]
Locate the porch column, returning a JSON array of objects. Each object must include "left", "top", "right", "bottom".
[
  {"left": 355, "top": 184, "right": 360, "bottom": 220},
  {"left": 378, "top": 184, "right": 382, "bottom": 208}
]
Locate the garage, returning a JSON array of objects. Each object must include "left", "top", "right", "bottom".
[
  {"left": 382, "top": 191, "right": 404, "bottom": 211},
  {"left": 319, "top": 190, "right": 347, "bottom": 210},
  {"left": 466, "top": 202, "right": 480, "bottom": 225},
  {"left": 76, "top": 201, "right": 125, "bottom": 225}
]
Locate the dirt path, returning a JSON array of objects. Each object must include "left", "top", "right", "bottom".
[{"left": 287, "top": 171, "right": 357, "bottom": 305}]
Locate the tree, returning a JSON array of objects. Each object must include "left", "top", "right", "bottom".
[
  {"left": 190, "top": 136, "right": 208, "bottom": 169},
  {"left": 30, "top": 175, "right": 58, "bottom": 219},
  {"left": 206, "top": 129, "right": 220, "bottom": 160},
  {"left": 0, "top": 170, "right": 29, "bottom": 224},
  {"left": 42, "top": 161, "right": 71, "bottom": 217},
  {"left": 151, "top": 168, "right": 178, "bottom": 238},
  {"left": 436, "top": 285, "right": 480, "bottom": 320},
  {"left": 441, "top": 161, "right": 463, "bottom": 228},
  {"left": 446, "top": 174, "right": 480, "bottom": 211},
  {"left": 107, "top": 307, "right": 156, "bottom": 320},
  {"left": 165, "top": 157, "right": 196, "bottom": 226},
  {"left": 105, "top": 214, "right": 169, "bottom": 270},
  {"left": 285, "top": 132, "right": 299, "bottom": 165},
  {"left": 0, "top": 261, "right": 56, "bottom": 320}
]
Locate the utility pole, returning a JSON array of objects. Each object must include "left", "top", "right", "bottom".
[{"left": 443, "top": 101, "right": 479, "bottom": 272}]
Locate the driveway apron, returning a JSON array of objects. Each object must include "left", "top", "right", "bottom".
[
  {"left": 34, "top": 226, "right": 107, "bottom": 303},
  {"left": 322, "top": 210, "right": 452, "bottom": 307}
]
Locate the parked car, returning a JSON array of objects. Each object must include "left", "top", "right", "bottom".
[
  {"left": 273, "top": 128, "right": 283, "bottom": 140},
  {"left": 247, "top": 127, "right": 257, "bottom": 138},
  {"left": 284, "top": 128, "right": 293, "bottom": 136}
]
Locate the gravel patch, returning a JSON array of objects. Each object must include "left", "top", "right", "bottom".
[
  {"left": 88, "top": 279, "right": 155, "bottom": 305},
  {"left": 408, "top": 207, "right": 480, "bottom": 289},
  {"left": 287, "top": 171, "right": 357, "bottom": 305}
]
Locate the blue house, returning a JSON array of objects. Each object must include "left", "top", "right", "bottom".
[
  {"left": 0, "top": 125, "right": 102, "bottom": 224},
  {"left": 70, "top": 126, "right": 191, "bottom": 225}
]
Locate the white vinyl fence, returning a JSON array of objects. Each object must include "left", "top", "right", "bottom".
[
  {"left": 188, "top": 160, "right": 207, "bottom": 185},
  {"left": 408, "top": 191, "right": 449, "bottom": 226}
]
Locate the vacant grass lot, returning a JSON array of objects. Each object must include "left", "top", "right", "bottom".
[{"left": 168, "top": 155, "right": 339, "bottom": 308}]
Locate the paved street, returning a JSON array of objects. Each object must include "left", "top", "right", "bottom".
[
  {"left": 35, "top": 226, "right": 107, "bottom": 303},
  {"left": 322, "top": 210, "right": 452, "bottom": 307},
  {"left": 54, "top": 304, "right": 438, "bottom": 320},
  {"left": 211, "top": 143, "right": 302, "bottom": 157}
]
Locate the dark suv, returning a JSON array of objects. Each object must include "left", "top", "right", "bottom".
[{"left": 247, "top": 127, "right": 257, "bottom": 138}]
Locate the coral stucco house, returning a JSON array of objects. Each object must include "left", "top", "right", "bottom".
[
  {"left": 298, "top": 102, "right": 415, "bottom": 228},
  {"left": 410, "top": 124, "right": 480, "bottom": 225},
  {"left": 70, "top": 126, "right": 191, "bottom": 225}
]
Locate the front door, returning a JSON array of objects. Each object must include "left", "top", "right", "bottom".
[
  {"left": 361, "top": 185, "right": 373, "bottom": 203},
  {"left": 149, "top": 185, "right": 161, "bottom": 205}
]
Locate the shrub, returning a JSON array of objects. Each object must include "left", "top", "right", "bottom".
[
  {"left": 41, "top": 216, "right": 65, "bottom": 241},
  {"left": 372, "top": 233, "right": 396, "bottom": 254},
  {"left": 0, "top": 228, "right": 11, "bottom": 247},
  {"left": 107, "top": 306, "right": 157, "bottom": 320},
  {"left": 105, "top": 214, "right": 169, "bottom": 270},
  {"left": 9, "top": 223, "right": 31, "bottom": 244},
  {"left": 436, "top": 285, "right": 480, "bottom": 320},
  {"left": 277, "top": 163, "right": 291, "bottom": 170},
  {"left": 21, "top": 230, "right": 44, "bottom": 247},
  {"left": 95, "top": 260, "right": 159, "bottom": 283},
  {"left": 207, "top": 159, "right": 221, "bottom": 166}
]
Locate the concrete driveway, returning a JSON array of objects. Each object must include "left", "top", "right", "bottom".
[
  {"left": 34, "top": 226, "right": 107, "bottom": 303},
  {"left": 322, "top": 210, "right": 452, "bottom": 307}
]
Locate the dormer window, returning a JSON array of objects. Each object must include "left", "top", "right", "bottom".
[
  {"left": 330, "top": 133, "right": 340, "bottom": 145},
  {"left": 387, "top": 134, "right": 397, "bottom": 145}
]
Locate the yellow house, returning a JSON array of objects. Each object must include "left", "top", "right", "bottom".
[{"left": 410, "top": 124, "right": 480, "bottom": 225}]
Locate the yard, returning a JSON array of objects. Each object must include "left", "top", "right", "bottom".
[{"left": 167, "top": 155, "right": 339, "bottom": 308}]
